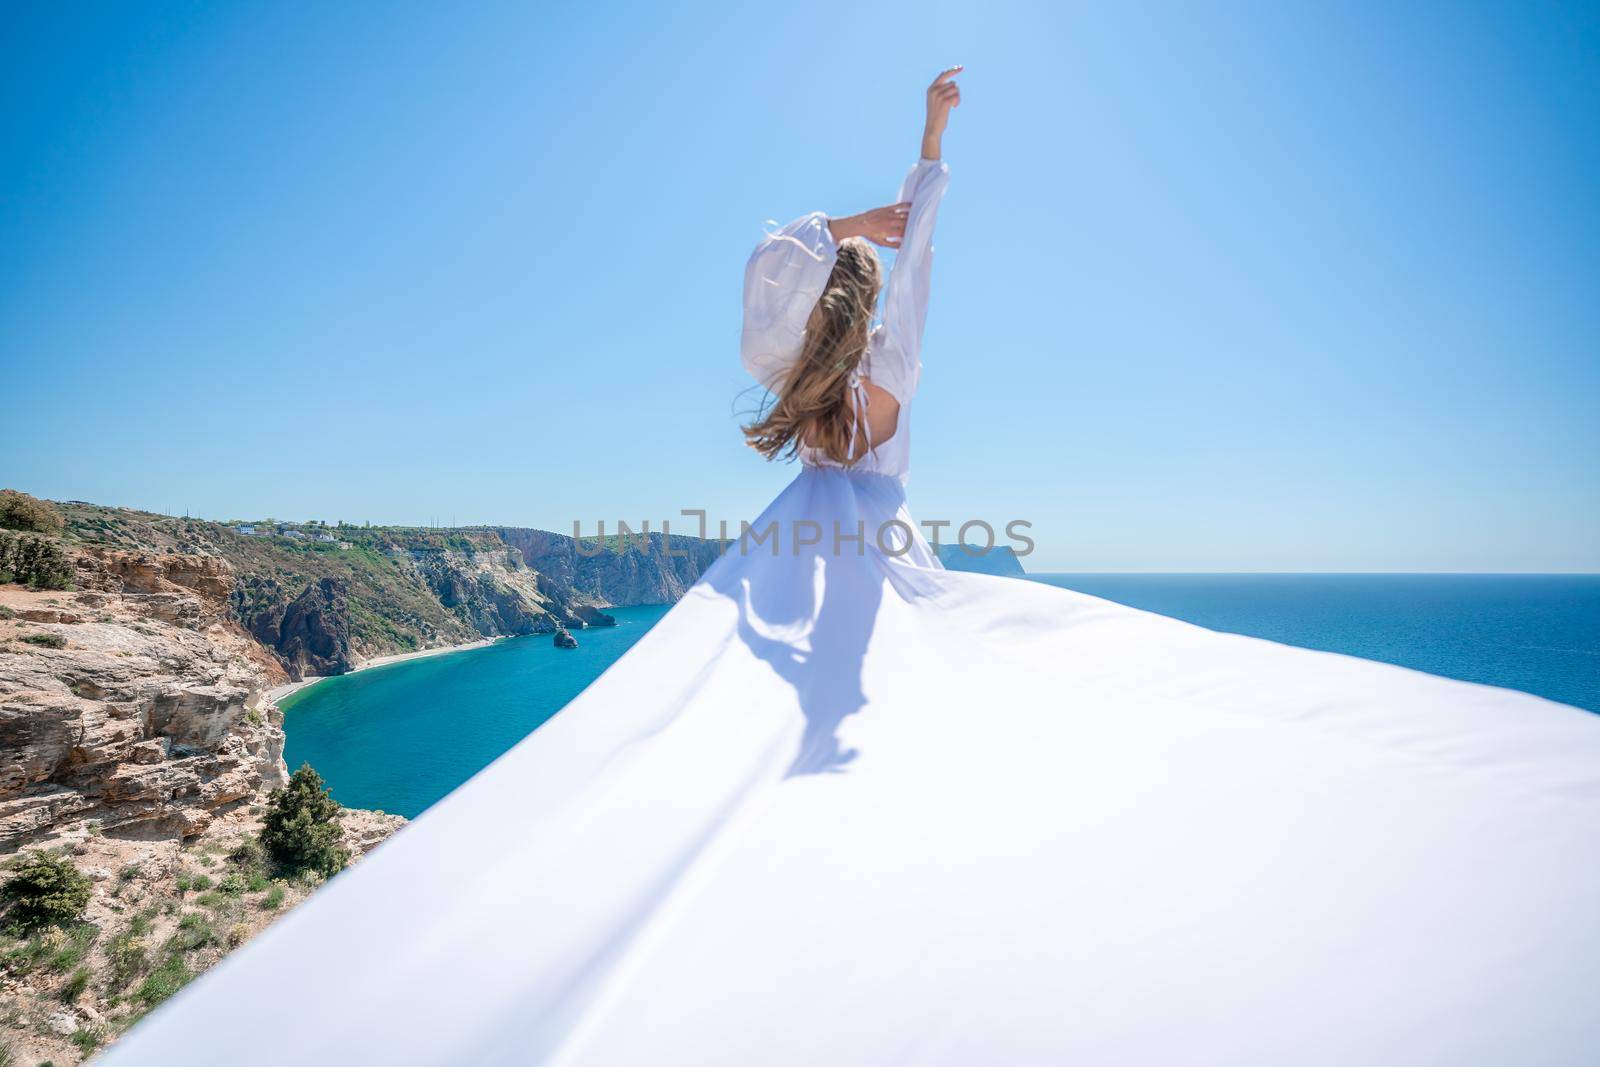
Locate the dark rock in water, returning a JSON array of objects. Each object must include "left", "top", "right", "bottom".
[
  {"left": 553, "top": 627, "right": 578, "bottom": 649},
  {"left": 574, "top": 604, "right": 618, "bottom": 627},
  {"left": 936, "top": 543, "right": 1027, "bottom": 578}
]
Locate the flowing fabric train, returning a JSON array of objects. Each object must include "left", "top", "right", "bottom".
[{"left": 105, "top": 466, "right": 1600, "bottom": 1066}]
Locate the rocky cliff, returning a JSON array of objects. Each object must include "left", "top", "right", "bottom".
[
  {"left": 0, "top": 494, "right": 728, "bottom": 1061},
  {"left": 1, "top": 552, "right": 290, "bottom": 847},
  {"left": 0, "top": 498, "right": 414, "bottom": 1065},
  {"left": 0, "top": 791, "right": 403, "bottom": 1065},
  {"left": 1, "top": 499, "right": 729, "bottom": 847},
  {"left": 53, "top": 504, "right": 724, "bottom": 680},
  {"left": 234, "top": 574, "right": 353, "bottom": 678},
  {"left": 498, "top": 527, "right": 725, "bottom": 606}
]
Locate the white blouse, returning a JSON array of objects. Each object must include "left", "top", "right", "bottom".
[{"left": 741, "top": 157, "right": 951, "bottom": 479}]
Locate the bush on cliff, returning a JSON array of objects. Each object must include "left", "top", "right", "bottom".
[
  {"left": 260, "top": 764, "right": 349, "bottom": 878},
  {"left": 0, "top": 531, "right": 74, "bottom": 590},
  {"left": 2, "top": 851, "right": 93, "bottom": 927},
  {"left": 0, "top": 489, "right": 65, "bottom": 535},
  {"left": 21, "top": 632, "right": 66, "bottom": 649}
]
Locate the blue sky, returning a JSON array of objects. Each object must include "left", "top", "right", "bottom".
[{"left": 3, "top": 1, "right": 1596, "bottom": 571}]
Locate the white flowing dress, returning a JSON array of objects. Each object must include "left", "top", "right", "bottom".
[{"left": 106, "top": 160, "right": 1600, "bottom": 1066}]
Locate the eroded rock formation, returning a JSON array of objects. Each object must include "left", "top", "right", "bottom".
[
  {"left": 498, "top": 527, "right": 724, "bottom": 606},
  {"left": 235, "top": 575, "right": 353, "bottom": 679},
  {"left": 1, "top": 554, "right": 288, "bottom": 846},
  {"left": 1, "top": 502, "right": 732, "bottom": 850}
]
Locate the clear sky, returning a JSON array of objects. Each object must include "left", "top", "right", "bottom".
[{"left": 3, "top": 2, "right": 1596, "bottom": 571}]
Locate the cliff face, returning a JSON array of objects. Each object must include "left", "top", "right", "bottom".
[
  {"left": 0, "top": 507, "right": 730, "bottom": 847},
  {"left": 0, "top": 494, "right": 731, "bottom": 1059},
  {"left": 499, "top": 527, "right": 725, "bottom": 607},
  {"left": 235, "top": 575, "right": 354, "bottom": 679},
  {"left": 1, "top": 550, "right": 290, "bottom": 847},
  {"left": 412, "top": 544, "right": 559, "bottom": 635},
  {"left": 0, "top": 516, "right": 415, "bottom": 1063},
  {"left": 54, "top": 504, "right": 723, "bottom": 680}
]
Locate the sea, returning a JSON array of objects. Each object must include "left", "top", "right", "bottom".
[{"left": 282, "top": 575, "right": 1599, "bottom": 817}]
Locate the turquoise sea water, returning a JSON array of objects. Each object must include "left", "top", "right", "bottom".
[
  {"left": 280, "top": 605, "right": 671, "bottom": 817},
  {"left": 1033, "top": 574, "right": 1600, "bottom": 714},
  {"left": 283, "top": 576, "right": 1599, "bottom": 817}
]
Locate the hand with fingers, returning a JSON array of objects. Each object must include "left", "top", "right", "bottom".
[
  {"left": 921, "top": 65, "right": 962, "bottom": 160},
  {"left": 828, "top": 202, "right": 912, "bottom": 249}
]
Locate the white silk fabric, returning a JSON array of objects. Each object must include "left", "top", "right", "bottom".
[
  {"left": 105, "top": 159, "right": 1600, "bottom": 1066},
  {"left": 104, "top": 483, "right": 1600, "bottom": 1065}
]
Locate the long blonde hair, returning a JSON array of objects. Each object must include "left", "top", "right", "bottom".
[{"left": 743, "top": 237, "right": 883, "bottom": 465}]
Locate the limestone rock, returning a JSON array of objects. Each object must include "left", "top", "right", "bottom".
[
  {"left": 496, "top": 526, "right": 724, "bottom": 607},
  {"left": 235, "top": 576, "right": 352, "bottom": 680},
  {"left": 341, "top": 808, "right": 408, "bottom": 855},
  {"left": 0, "top": 580, "right": 288, "bottom": 847}
]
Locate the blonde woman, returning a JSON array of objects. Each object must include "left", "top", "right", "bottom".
[{"left": 742, "top": 66, "right": 961, "bottom": 475}]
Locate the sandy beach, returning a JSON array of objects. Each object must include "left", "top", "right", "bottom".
[{"left": 265, "top": 636, "right": 507, "bottom": 706}]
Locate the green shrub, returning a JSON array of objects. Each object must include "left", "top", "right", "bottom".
[
  {"left": 1, "top": 932, "right": 52, "bottom": 976},
  {"left": 108, "top": 934, "right": 149, "bottom": 987},
  {"left": 20, "top": 632, "right": 66, "bottom": 649},
  {"left": 166, "top": 913, "right": 215, "bottom": 952},
  {"left": 3, "top": 924, "right": 95, "bottom": 976},
  {"left": 217, "top": 873, "right": 246, "bottom": 897},
  {"left": 45, "top": 924, "right": 95, "bottom": 971},
  {"left": 260, "top": 764, "right": 349, "bottom": 877},
  {"left": 69, "top": 1025, "right": 105, "bottom": 1054},
  {"left": 134, "top": 955, "right": 193, "bottom": 1008},
  {"left": 0, "top": 532, "right": 73, "bottom": 590},
  {"left": 0, "top": 490, "right": 64, "bottom": 535},
  {"left": 59, "top": 967, "right": 90, "bottom": 1002},
  {"left": 1, "top": 852, "right": 92, "bottom": 926},
  {"left": 258, "top": 885, "right": 285, "bottom": 911}
]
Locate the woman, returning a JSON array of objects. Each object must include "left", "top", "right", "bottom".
[
  {"left": 109, "top": 70, "right": 1600, "bottom": 1067},
  {"left": 714, "top": 66, "right": 961, "bottom": 775},
  {"left": 741, "top": 66, "right": 960, "bottom": 480}
]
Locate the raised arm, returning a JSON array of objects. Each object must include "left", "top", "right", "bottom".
[
  {"left": 741, "top": 67, "right": 960, "bottom": 397},
  {"left": 921, "top": 65, "right": 961, "bottom": 163},
  {"left": 871, "top": 67, "right": 961, "bottom": 406}
]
